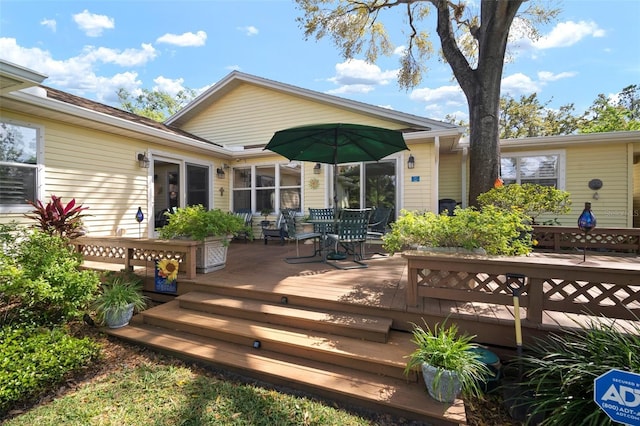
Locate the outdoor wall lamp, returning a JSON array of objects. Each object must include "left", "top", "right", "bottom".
[
  {"left": 216, "top": 167, "right": 225, "bottom": 179},
  {"left": 137, "top": 152, "right": 150, "bottom": 168},
  {"left": 313, "top": 163, "right": 321, "bottom": 174},
  {"left": 407, "top": 154, "right": 415, "bottom": 169}
]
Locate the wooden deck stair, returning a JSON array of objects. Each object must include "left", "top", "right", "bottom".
[{"left": 106, "top": 289, "right": 467, "bottom": 425}]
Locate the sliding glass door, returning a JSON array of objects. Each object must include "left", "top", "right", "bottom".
[{"left": 335, "top": 160, "right": 397, "bottom": 218}]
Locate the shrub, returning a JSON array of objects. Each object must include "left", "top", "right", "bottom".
[
  {"left": 515, "top": 319, "right": 640, "bottom": 425},
  {"left": 0, "top": 325, "right": 101, "bottom": 414},
  {"left": 0, "top": 228, "right": 100, "bottom": 326},
  {"left": 477, "top": 183, "right": 571, "bottom": 225},
  {"left": 24, "top": 195, "right": 89, "bottom": 240},
  {"left": 382, "top": 206, "right": 533, "bottom": 256}
]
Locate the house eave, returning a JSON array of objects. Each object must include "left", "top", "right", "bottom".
[
  {"left": 166, "top": 71, "right": 461, "bottom": 133},
  {"left": 0, "top": 59, "right": 48, "bottom": 95},
  {"left": 3, "top": 89, "right": 235, "bottom": 159},
  {"left": 456, "top": 130, "right": 640, "bottom": 151}
]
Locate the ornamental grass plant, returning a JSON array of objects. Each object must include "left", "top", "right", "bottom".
[
  {"left": 514, "top": 318, "right": 640, "bottom": 425},
  {"left": 404, "top": 319, "right": 492, "bottom": 401},
  {"left": 92, "top": 271, "right": 147, "bottom": 325}
]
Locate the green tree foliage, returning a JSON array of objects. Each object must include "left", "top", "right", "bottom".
[
  {"left": 477, "top": 183, "right": 572, "bottom": 225},
  {"left": 295, "top": 0, "right": 560, "bottom": 206},
  {"left": 117, "top": 87, "right": 196, "bottom": 122},
  {"left": 500, "top": 94, "right": 578, "bottom": 138},
  {"left": 578, "top": 84, "right": 640, "bottom": 133}
]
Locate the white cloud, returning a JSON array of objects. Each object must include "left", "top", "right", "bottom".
[
  {"left": 237, "top": 26, "right": 259, "bottom": 36},
  {"left": 534, "top": 20, "right": 605, "bottom": 49},
  {"left": 393, "top": 45, "right": 406, "bottom": 56},
  {"left": 156, "top": 31, "right": 207, "bottom": 47},
  {"left": 327, "top": 84, "right": 375, "bottom": 95},
  {"left": 81, "top": 43, "right": 157, "bottom": 67},
  {"left": 537, "top": 70, "right": 576, "bottom": 83},
  {"left": 225, "top": 64, "right": 241, "bottom": 71},
  {"left": 152, "top": 76, "right": 186, "bottom": 97},
  {"left": 501, "top": 73, "right": 540, "bottom": 97},
  {"left": 40, "top": 19, "right": 56, "bottom": 32},
  {"left": 72, "top": 10, "right": 114, "bottom": 37},
  {"left": 409, "top": 85, "right": 466, "bottom": 119},
  {"left": 326, "top": 59, "right": 398, "bottom": 94},
  {"left": 409, "top": 84, "right": 465, "bottom": 106},
  {"left": 0, "top": 37, "right": 145, "bottom": 104}
]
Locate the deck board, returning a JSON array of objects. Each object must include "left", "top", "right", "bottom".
[{"left": 90, "top": 239, "right": 640, "bottom": 346}]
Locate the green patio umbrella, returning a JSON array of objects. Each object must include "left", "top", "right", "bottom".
[{"left": 264, "top": 123, "right": 408, "bottom": 212}]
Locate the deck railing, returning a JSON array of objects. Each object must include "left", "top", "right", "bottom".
[
  {"left": 533, "top": 226, "right": 640, "bottom": 254},
  {"left": 72, "top": 236, "right": 198, "bottom": 279},
  {"left": 402, "top": 251, "right": 640, "bottom": 325}
]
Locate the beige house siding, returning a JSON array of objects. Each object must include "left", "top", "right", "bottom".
[
  {"left": 403, "top": 143, "right": 435, "bottom": 212},
  {"left": 439, "top": 152, "right": 463, "bottom": 203},
  {"left": 180, "top": 83, "right": 409, "bottom": 148},
  {"left": 0, "top": 109, "right": 226, "bottom": 236},
  {"left": 563, "top": 144, "right": 629, "bottom": 227}
]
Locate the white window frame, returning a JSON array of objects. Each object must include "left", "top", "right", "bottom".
[
  {"left": 0, "top": 118, "right": 44, "bottom": 214},
  {"left": 231, "top": 162, "right": 302, "bottom": 213},
  {"left": 501, "top": 149, "right": 566, "bottom": 189}
]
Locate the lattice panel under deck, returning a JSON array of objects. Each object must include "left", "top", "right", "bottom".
[
  {"left": 130, "top": 248, "right": 185, "bottom": 264},
  {"left": 78, "top": 244, "right": 127, "bottom": 261},
  {"left": 417, "top": 269, "right": 523, "bottom": 296},
  {"left": 543, "top": 279, "right": 640, "bottom": 309}
]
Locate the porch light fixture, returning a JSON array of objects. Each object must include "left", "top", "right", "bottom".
[
  {"left": 216, "top": 168, "right": 225, "bottom": 179},
  {"left": 313, "top": 163, "right": 321, "bottom": 174},
  {"left": 137, "top": 152, "right": 149, "bottom": 168},
  {"left": 407, "top": 154, "right": 415, "bottom": 169}
]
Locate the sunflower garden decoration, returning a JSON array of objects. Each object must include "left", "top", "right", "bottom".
[{"left": 155, "top": 258, "right": 180, "bottom": 293}]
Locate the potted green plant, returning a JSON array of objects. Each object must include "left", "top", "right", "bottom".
[
  {"left": 157, "top": 205, "right": 251, "bottom": 272},
  {"left": 404, "top": 319, "right": 491, "bottom": 403},
  {"left": 260, "top": 208, "right": 272, "bottom": 227},
  {"left": 93, "top": 271, "right": 147, "bottom": 329}
]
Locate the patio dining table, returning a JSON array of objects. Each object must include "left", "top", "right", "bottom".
[{"left": 304, "top": 218, "right": 344, "bottom": 263}]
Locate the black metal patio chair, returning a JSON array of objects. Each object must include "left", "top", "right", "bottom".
[
  {"left": 283, "top": 209, "right": 322, "bottom": 262},
  {"left": 262, "top": 211, "right": 288, "bottom": 245},
  {"left": 326, "top": 208, "right": 371, "bottom": 269}
]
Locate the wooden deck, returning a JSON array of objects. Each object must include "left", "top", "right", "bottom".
[{"left": 97, "top": 239, "right": 640, "bottom": 425}]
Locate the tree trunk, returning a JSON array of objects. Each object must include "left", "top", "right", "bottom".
[{"left": 433, "top": 0, "right": 523, "bottom": 206}]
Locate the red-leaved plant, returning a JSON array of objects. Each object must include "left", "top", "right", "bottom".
[{"left": 25, "top": 195, "right": 89, "bottom": 240}]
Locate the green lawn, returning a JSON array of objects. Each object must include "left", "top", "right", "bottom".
[{"left": 4, "top": 361, "right": 377, "bottom": 426}]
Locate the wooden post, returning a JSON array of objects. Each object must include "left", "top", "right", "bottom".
[{"left": 526, "top": 277, "right": 544, "bottom": 325}]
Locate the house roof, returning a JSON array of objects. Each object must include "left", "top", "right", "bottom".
[
  {"left": 42, "top": 86, "right": 220, "bottom": 147},
  {"left": 166, "top": 71, "right": 460, "bottom": 133},
  {"left": 455, "top": 131, "right": 640, "bottom": 153}
]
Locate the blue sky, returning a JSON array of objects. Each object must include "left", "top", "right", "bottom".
[{"left": 1, "top": 0, "right": 639, "bottom": 122}]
